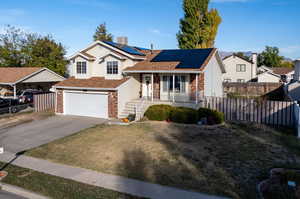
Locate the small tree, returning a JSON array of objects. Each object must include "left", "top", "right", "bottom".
[
  {"left": 280, "top": 60, "right": 294, "bottom": 68},
  {"left": 258, "top": 46, "right": 284, "bottom": 67},
  {"left": 93, "top": 23, "right": 113, "bottom": 42}
]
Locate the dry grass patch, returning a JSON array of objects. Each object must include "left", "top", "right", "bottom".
[{"left": 27, "top": 121, "right": 300, "bottom": 199}]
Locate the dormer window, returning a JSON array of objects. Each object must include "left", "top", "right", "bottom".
[
  {"left": 77, "top": 62, "right": 87, "bottom": 74},
  {"left": 107, "top": 61, "right": 118, "bottom": 74}
]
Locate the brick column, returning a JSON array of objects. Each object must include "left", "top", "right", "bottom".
[
  {"left": 56, "top": 89, "right": 64, "bottom": 113},
  {"left": 108, "top": 91, "right": 118, "bottom": 118}
]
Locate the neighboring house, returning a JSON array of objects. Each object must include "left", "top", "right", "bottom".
[
  {"left": 0, "top": 67, "right": 65, "bottom": 98},
  {"left": 286, "top": 60, "right": 300, "bottom": 101},
  {"left": 53, "top": 39, "right": 225, "bottom": 119},
  {"left": 222, "top": 53, "right": 258, "bottom": 83},
  {"left": 256, "top": 66, "right": 294, "bottom": 83}
]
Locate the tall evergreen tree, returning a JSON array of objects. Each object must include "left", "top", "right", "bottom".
[
  {"left": 93, "top": 23, "right": 113, "bottom": 42},
  {"left": 177, "top": 0, "right": 221, "bottom": 49}
]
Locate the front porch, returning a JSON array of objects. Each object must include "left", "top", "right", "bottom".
[{"left": 137, "top": 73, "right": 204, "bottom": 104}]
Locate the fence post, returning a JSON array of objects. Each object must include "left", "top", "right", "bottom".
[{"left": 294, "top": 101, "right": 300, "bottom": 138}]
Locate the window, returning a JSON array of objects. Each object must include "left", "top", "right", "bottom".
[
  {"left": 162, "top": 75, "right": 186, "bottom": 93},
  {"left": 237, "top": 79, "right": 245, "bottom": 83},
  {"left": 236, "top": 64, "right": 246, "bottom": 72},
  {"left": 76, "top": 62, "right": 87, "bottom": 74},
  {"left": 224, "top": 79, "right": 231, "bottom": 83},
  {"left": 107, "top": 61, "right": 118, "bottom": 74}
]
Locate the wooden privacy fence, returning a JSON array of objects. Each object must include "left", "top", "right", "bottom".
[
  {"left": 201, "top": 97, "right": 296, "bottom": 127},
  {"left": 34, "top": 92, "right": 55, "bottom": 112}
]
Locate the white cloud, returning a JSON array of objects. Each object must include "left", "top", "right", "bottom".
[
  {"left": 65, "top": 0, "right": 114, "bottom": 9},
  {"left": 280, "top": 46, "right": 300, "bottom": 54},
  {"left": 149, "top": 29, "right": 172, "bottom": 38}
]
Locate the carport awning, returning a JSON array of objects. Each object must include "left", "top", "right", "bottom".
[
  {"left": 0, "top": 67, "right": 65, "bottom": 98},
  {"left": 0, "top": 67, "right": 65, "bottom": 85}
]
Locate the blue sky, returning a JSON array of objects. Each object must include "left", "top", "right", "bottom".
[{"left": 1, "top": 0, "right": 300, "bottom": 59}]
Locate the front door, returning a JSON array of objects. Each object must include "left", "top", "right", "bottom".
[{"left": 142, "top": 74, "right": 152, "bottom": 99}]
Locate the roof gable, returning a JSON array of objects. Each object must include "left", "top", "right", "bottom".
[
  {"left": 223, "top": 54, "right": 254, "bottom": 64},
  {"left": 0, "top": 67, "right": 43, "bottom": 84},
  {"left": 69, "top": 41, "right": 146, "bottom": 61}
]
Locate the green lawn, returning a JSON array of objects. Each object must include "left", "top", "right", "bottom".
[
  {"left": 0, "top": 162, "right": 145, "bottom": 199},
  {"left": 27, "top": 121, "right": 300, "bottom": 199}
]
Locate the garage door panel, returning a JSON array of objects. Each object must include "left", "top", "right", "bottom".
[{"left": 64, "top": 92, "right": 108, "bottom": 118}]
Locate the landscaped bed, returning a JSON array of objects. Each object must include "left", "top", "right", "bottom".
[
  {"left": 0, "top": 162, "right": 145, "bottom": 199},
  {"left": 27, "top": 121, "right": 300, "bottom": 199}
]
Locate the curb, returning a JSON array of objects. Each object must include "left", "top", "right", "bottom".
[{"left": 0, "top": 183, "right": 50, "bottom": 199}]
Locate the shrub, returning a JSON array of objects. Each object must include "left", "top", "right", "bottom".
[
  {"left": 198, "top": 108, "right": 224, "bottom": 125},
  {"left": 144, "top": 105, "right": 173, "bottom": 121},
  {"left": 169, "top": 107, "right": 198, "bottom": 124}
]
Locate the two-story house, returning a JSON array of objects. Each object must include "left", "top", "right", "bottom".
[
  {"left": 53, "top": 39, "right": 225, "bottom": 119},
  {"left": 222, "top": 53, "right": 258, "bottom": 82}
]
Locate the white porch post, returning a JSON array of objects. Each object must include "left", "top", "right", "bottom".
[
  {"left": 195, "top": 74, "right": 199, "bottom": 104},
  {"left": 151, "top": 73, "right": 154, "bottom": 102},
  {"left": 13, "top": 84, "right": 17, "bottom": 99},
  {"left": 172, "top": 74, "right": 175, "bottom": 103}
]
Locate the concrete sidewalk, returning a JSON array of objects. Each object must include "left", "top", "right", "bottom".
[{"left": 0, "top": 152, "right": 228, "bottom": 199}]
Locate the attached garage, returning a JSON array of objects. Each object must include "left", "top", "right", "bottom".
[
  {"left": 53, "top": 77, "right": 131, "bottom": 119},
  {"left": 64, "top": 91, "right": 108, "bottom": 118}
]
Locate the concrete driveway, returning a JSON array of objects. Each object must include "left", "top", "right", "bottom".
[
  {"left": 0, "top": 190, "right": 27, "bottom": 199},
  {"left": 0, "top": 115, "right": 106, "bottom": 154}
]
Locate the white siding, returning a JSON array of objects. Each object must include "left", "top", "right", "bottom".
[
  {"left": 204, "top": 54, "right": 223, "bottom": 97},
  {"left": 70, "top": 56, "right": 92, "bottom": 79},
  {"left": 117, "top": 77, "right": 140, "bottom": 118},
  {"left": 223, "top": 56, "right": 254, "bottom": 82},
  {"left": 22, "top": 69, "right": 64, "bottom": 83},
  {"left": 68, "top": 43, "right": 137, "bottom": 80},
  {"left": 257, "top": 72, "right": 280, "bottom": 83}
]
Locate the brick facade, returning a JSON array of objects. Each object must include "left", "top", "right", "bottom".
[
  {"left": 190, "top": 73, "right": 205, "bottom": 100},
  {"left": 108, "top": 91, "right": 118, "bottom": 118},
  {"left": 56, "top": 89, "right": 64, "bottom": 113}
]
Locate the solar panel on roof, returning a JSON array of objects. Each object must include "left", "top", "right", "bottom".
[
  {"left": 151, "top": 48, "right": 214, "bottom": 69},
  {"left": 104, "top": 41, "right": 145, "bottom": 56}
]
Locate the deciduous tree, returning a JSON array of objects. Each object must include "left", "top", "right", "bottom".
[
  {"left": 258, "top": 46, "right": 284, "bottom": 67},
  {"left": 0, "top": 25, "right": 67, "bottom": 76},
  {"left": 177, "top": 0, "right": 221, "bottom": 49}
]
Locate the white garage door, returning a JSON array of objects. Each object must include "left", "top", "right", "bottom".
[{"left": 64, "top": 92, "right": 108, "bottom": 118}]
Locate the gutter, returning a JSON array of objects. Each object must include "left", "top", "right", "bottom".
[
  {"left": 53, "top": 86, "right": 118, "bottom": 91},
  {"left": 123, "top": 70, "right": 203, "bottom": 74}
]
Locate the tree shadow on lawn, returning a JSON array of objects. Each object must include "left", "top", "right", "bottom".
[{"left": 115, "top": 123, "right": 300, "bottom": 199}]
